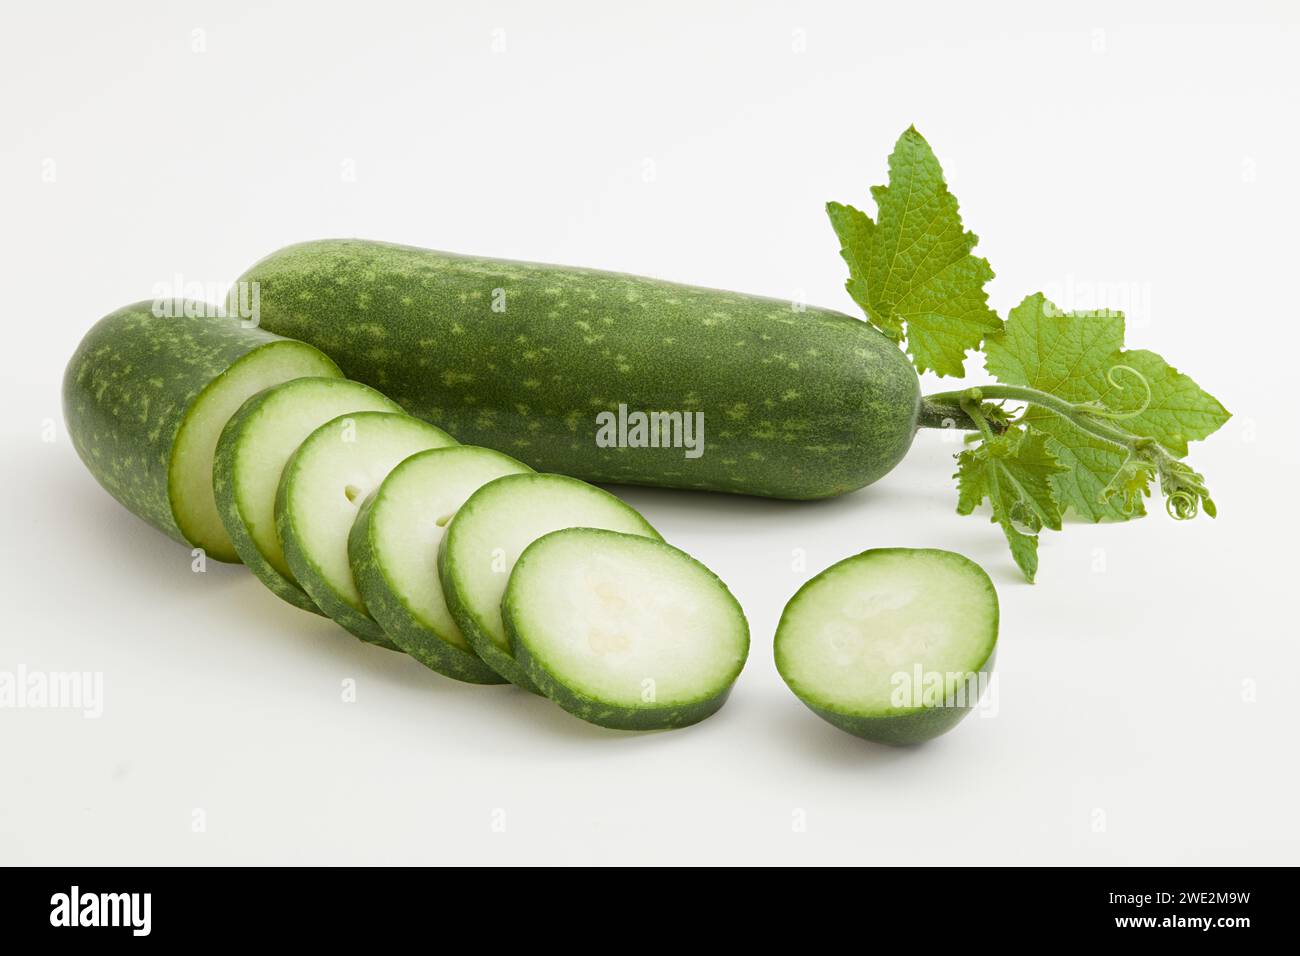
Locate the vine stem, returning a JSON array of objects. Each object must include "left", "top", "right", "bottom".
[
  {"left": 959, "top": 396, "right": 1007, "bottom": 529},
  {"left": 916, "top": 398, "right": 982, "bottom": 431},
  {"left": 922, "top": 385, "right": 1140, "bottom": 452},
  {"left": 926, "top": 383, "right": 1213, "bottom": 522},
  {"left": 958, "top": 395, "right": 996, "bottom": 442}
]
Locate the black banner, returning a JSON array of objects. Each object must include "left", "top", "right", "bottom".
[{"left": 0, "top": 866, "right": 1284, "bottom": 941}]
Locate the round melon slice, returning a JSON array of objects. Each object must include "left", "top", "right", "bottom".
[
  {"left": 349, "top": 446, "right": 533, "bottom": 683},
  {"left": 438, "top": 473, "right": 659, "bottom": 691},
  {"left": 774, "top": 548, "right": 998, "bottom": 746},
  {"left": 214, "top": 377, "right": 403, "bottom": 612},
  {"left": 504, "top": 528, "right": 750, "bottom": 730},
  {"left": 276, "top": 411, "right": 456, "bottom": 647}
]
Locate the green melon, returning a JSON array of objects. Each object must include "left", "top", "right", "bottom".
[
  {"left": 237, "top": 239, "right": 921, "bottom": 500},
  {"left": 63, "top": 301, "right": 340, "bottom": 561}
]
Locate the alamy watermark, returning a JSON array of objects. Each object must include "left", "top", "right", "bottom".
[
  {"left": 50, "top": 886, "right": 150, "bottom": 936},
  {"left": 1039, "top": 274, "right": 1152, "bottom": 330},
  {"left": 150, "top": 274, "right": 260, "bottom": 327},
  {"left": 0, "top": 665, "right": 103, "bottom": 718},
  {"left": 891, "top": 665, "right": 997, "bottom": 717},
  {"left": 595, "top": 404, "right": 704, "bottom": 459}
]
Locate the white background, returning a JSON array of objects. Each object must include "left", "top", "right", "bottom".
[{"left": 2, "top": 0, "right": 1297, "bottom": 865}]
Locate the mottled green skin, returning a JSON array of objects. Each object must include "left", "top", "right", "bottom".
[
  {"left": 62, "top": 300, "right": 336, "bottom": 558},
  {"left": 238, "top": 239, "right": 922, "bottom": 499},
  {"left": 437, "top": 473, "right": 662, "bottom": 694},
  {"left": 775, "top": 548, "right": 999, "bottom": 746},
  {"left": 213, "top": 378, "right": 399, "bottom": 615},
  {"left": 274, "top": 412, "right": 456, "bottom": 651},
  {"left": 504, "top": 530, "right": 750, "bottom": 731},
  {"left": 349, "top": 485, "right": 509, "bottom": 684}
]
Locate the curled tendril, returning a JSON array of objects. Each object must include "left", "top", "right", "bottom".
[
  {"left": 1078, "top": 364, "right": 1153, "bottom": 421},
  {"left": 1165, "top": 490, "right": 1198, "bottom": 520},
  {"left": 1157, "top": 457, "right": 1215, "bottom": 521},
  {"left": 1099, "top": 443, "right": 1216, "bottom": 521}
]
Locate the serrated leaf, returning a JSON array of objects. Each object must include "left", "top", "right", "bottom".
[
  {"left": 984, "top": 293, "right": 1124, "bottom": 399},
  {"left": 954, "top": 426, "right": 1067, "bottom": 582},
  {"left": 1025, "top": 412, "right": 1138, "bottom": 521},
  {"left": 828, "top": 127, "right": 1001, "bottom": 376},
  {"left": 955, "top": 448, "right": 987, "bottom": 516},
  {"left": 826, "top": 201, "right": 887, "bottom": 335},
  {"left": 987, "top": 429, "right": 1065, "bottom": 532},
  {"left": 985, "top": 293, "right": 1230, "bottom": 521},
  {"left": 1093, "top": 349, "right": 1231, "bottom": 457},
  {"left": 955, "top": 445, "right": 1041, "bottom": 583},
  {"left": 1002, "top": 524, "right": 1041, "bottom": 583},
  {"left": 1101, "top": 453, "right": 1155, "bottom": 516}
]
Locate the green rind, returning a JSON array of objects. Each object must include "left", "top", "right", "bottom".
[
  {"left": 437, "top": 473, "right": 662, "bottom": 693},
  {"left": 275, "top": 412, "right": 456, "bottom": 650},
  {"left": 239, "top": 239, "right": 921, "bottom": 500},
  {"left": 350, "top": 486, "right": 509, "bottom": 684},
  {"left": 515, "top": 632, "right": 736, "bottom": 731},
  {"left": 213, "top": 377, "right": 403, "bottom": 614},
  {"left": 348, "top": 446, "right": 533, "bottom": 684},
  {"left": 438, "top": 530, "right": 538, "bottom": 691},
  {"left": 798, "top": 649, "right": 997, "bottom": 746},
  {"left": 504, "top": 529, "right": 750, "bottom": 731},
  {"left": 774, "top": 548, "right": 999, "bottom": 746},
  {"left": 62, "top": 300, "right": 338, "bottom": 558},
  {"left": 279, "top": 523, "right": 396, "bottom": 646}
]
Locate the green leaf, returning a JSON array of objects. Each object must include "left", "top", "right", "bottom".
[
  {"left": 826, "top": 202, "right": 885, "bottom": 335},
  {"left": 1025, "top": 414, "right": 1135, "bottom": 521},
  {"left": 1094, "top": 349, "right": 1231, "bottom": 457},
  {"left": 1099, "top": 453, "right": 1154, "bottom": 517},
  {"left": 984, "top": 293, "right": 1124, "bottom": 399},
  {"left": 984, "top": 293, "right": 1230, "bottom": 520},
  {"left": 828, "top": 126, "right": 1001, "bottom": 377},
  {"left": 956, "top": 443, "right": 1042, "bottom": 582},
  {"left": 1002, "top": 523, "right": 1041, "bottom": 585},
  {"left": 955, "top": 450, "right": 988, "bottom": 516},
  {"left": 987, "top": 429, "right": 1066, "bottom": 532},
  {"left": 954, "top": 426, "right": 1067, "bottom": 582}
]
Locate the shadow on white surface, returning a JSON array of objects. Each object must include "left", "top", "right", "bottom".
[{"left": 752, "top": 694, "right": 942, "bottom": 771}]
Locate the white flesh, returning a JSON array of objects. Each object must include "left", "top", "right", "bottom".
[
  {"left": 445, "top": 474, "right": 658, "bottom": 652},
  {"left": 369, "top": 447, "right": 531, "bottom": 650},
  {"left": 230, "top": 378, "right": 399, "bottom": 580},
  {"left": 508, "top": 530, "right": 748, "bottom": 706},
  {"left": 171, "top": 341, "right": 339, "bottom": 559},
  {"left": 776, "top": 549, "right": 997, "bottom": 714},
  {"left": 281, "top": 412, "right": 455, "bottom": 611}
]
